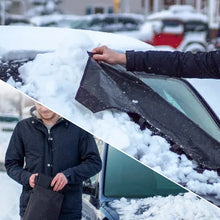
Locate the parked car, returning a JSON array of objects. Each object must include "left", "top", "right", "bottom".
[
  {"left": 81, "top": 144, "right": 186, "bottom": 220},
  {"left": 139, "top": 5, "right": 211, "bottom": 52},
  {"left": 2, "top": 14, "right": 34, "bottom": 26},
  {"left": 30, "top": 14, "right": 80, "bottom": 27},
  {"left": 30, "top": 13, "right": 144, "bottom": 33}
]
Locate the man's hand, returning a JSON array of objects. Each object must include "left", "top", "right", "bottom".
[
  {"left": 29, "top": 173, "right": 38, "bottom": 188},
  {"left": 92, "top": 46, "right": 126, "bottom": 65},
  {"left": 51, "top": 173, "right": 68, "bottom": 192}
]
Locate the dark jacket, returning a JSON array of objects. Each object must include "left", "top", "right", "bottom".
[
  {"left": 126, "top": 50, "right": 220, "bottom": 79},
  {"left": 5, "top": 113, "right": 102, "bottom": 220}
]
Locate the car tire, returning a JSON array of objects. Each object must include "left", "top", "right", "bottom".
[{"left": 183, "top": 43, "right": 206, "bottom": 53}]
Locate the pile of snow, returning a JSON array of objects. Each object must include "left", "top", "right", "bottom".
[
  {"left": 110, "top": 193, "right": 220, "bottom": 220},
  {"left": 1, "top": 26, "right": 220, "bottom": 204}
]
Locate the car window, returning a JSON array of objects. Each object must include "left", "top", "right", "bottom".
[
  {"left": 104, "top": 146, "right": 185, "bottom": 198},
  {"left": 162, "top": 20, "right": 184, "bottom": 33},
  {"left": 140, "top": 76, "right": 220, "bottom": 142},
  {"left": 184, "top": 21, "right": 208, "bottom": 32},
  {"left": 118, "top": 17, "right": 139, "bottom": 31}
]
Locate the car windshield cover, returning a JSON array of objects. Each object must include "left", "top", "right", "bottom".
[
  {"left": 139, "top": 76, "right": 220, "bottom": 142},
  {"left": 104, "top": 146, "right": 186, "bottom": 198}
]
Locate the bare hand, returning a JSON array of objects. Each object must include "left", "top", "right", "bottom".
[
  {"left": 92, "top": 46, "right": 126, "bottom": 65},
  {"left": 29, "top": 173, "right": 38, "bottom": 188},
  {"left": 51, "top": 173, "right": 68, "bottom": 192}
]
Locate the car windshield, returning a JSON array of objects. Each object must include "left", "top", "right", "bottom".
[
  {"left": 104, "top": 146, "right": 185, "bottom": 198},
  {"left": 140, "top": 76, "right": 220, "bottom": 142}
]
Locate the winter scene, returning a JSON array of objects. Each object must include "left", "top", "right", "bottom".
[{"left": 1, "top": 0, "right": 220, "bottom": 219}]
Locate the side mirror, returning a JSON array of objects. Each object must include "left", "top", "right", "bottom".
[
  {"left": 83, "top": 179, "right": 96, "bottom": 196},
  {"left": 83, "top": 179, "right": 100, "bottom": 209}
]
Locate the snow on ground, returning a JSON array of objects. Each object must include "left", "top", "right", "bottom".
[
  {"left": 110, "top": 193, "right": 220, "bottom": 220},
  {"left": 1, "top": 26, "right": 220, "bottom": 203},
  {"left": 0, "top": 172, "right": 21, "bottom": 220}
]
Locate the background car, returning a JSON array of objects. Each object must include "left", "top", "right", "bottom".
[
  {"left": 139, "top": 5, "right": 211, "bottom": 52},
  {"left": 30, "top": 14, "right": 80, "bottom": 27},
  {"left": 30, "top": 13, "right": 144, "bottom": 35}
]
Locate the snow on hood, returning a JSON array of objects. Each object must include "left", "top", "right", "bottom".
[
  {"left": 2, "top": 26, "right": 220, "bottom": 202},
  {"left": 110, "top": 193, "right": 220, "bottom": 220}
]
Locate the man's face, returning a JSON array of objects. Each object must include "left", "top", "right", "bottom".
[{"left": 35, "top": 103, "right": 58, "bottom": 121}]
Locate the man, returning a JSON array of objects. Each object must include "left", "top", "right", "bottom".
[
  {"left": 5, "top": 103, "right": 102, "bottom": 220},
  {"left": 92, "top": 46, "right": 220, "bottom": 79}
]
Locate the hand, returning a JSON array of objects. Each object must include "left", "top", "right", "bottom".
[
  {"left": 29, "top": 173, "right": 38, "bottom": 188},
  {"left": 51, "top": 173, "right": 68, "bottom": 192},
  {"left": 92, "top": 46, "right": 126, "bottom": 65}
]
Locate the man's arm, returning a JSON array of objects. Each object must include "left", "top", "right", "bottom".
[
  {"left": 92, "top": 46, "right": 220, "bottom": 79},
  {"left": 62, "top": 132, "right": 102, "bottom": 184},
  {"left": 5, "top": 123, "right": 32, "bottom": 189},
  {"left": 126, "top": 50, "right": 220, "bottom": 78}
]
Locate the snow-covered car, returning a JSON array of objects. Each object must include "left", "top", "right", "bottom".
[
  {"left": 3, "top": 14, "right": 34, "bottom": 26},
  {"left": 31, "top": 13, "right": 144, "bottom": 33},
  {"left": 139, "top": 5, "right": 210, "bottom": 52},
  {"left": 30, "top": 14, "right": 80, "bottom": 28},
  {"left": 0, "top": 26, "right": 220, "bottom": 207}
]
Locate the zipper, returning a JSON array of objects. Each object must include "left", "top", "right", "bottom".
[{"left": 47, "top": 127, "right": 53, "bottom": 175}]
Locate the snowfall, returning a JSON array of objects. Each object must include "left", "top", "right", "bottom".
[{"left": 0, "top": 26, "right": 220, "bottom": 216}]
